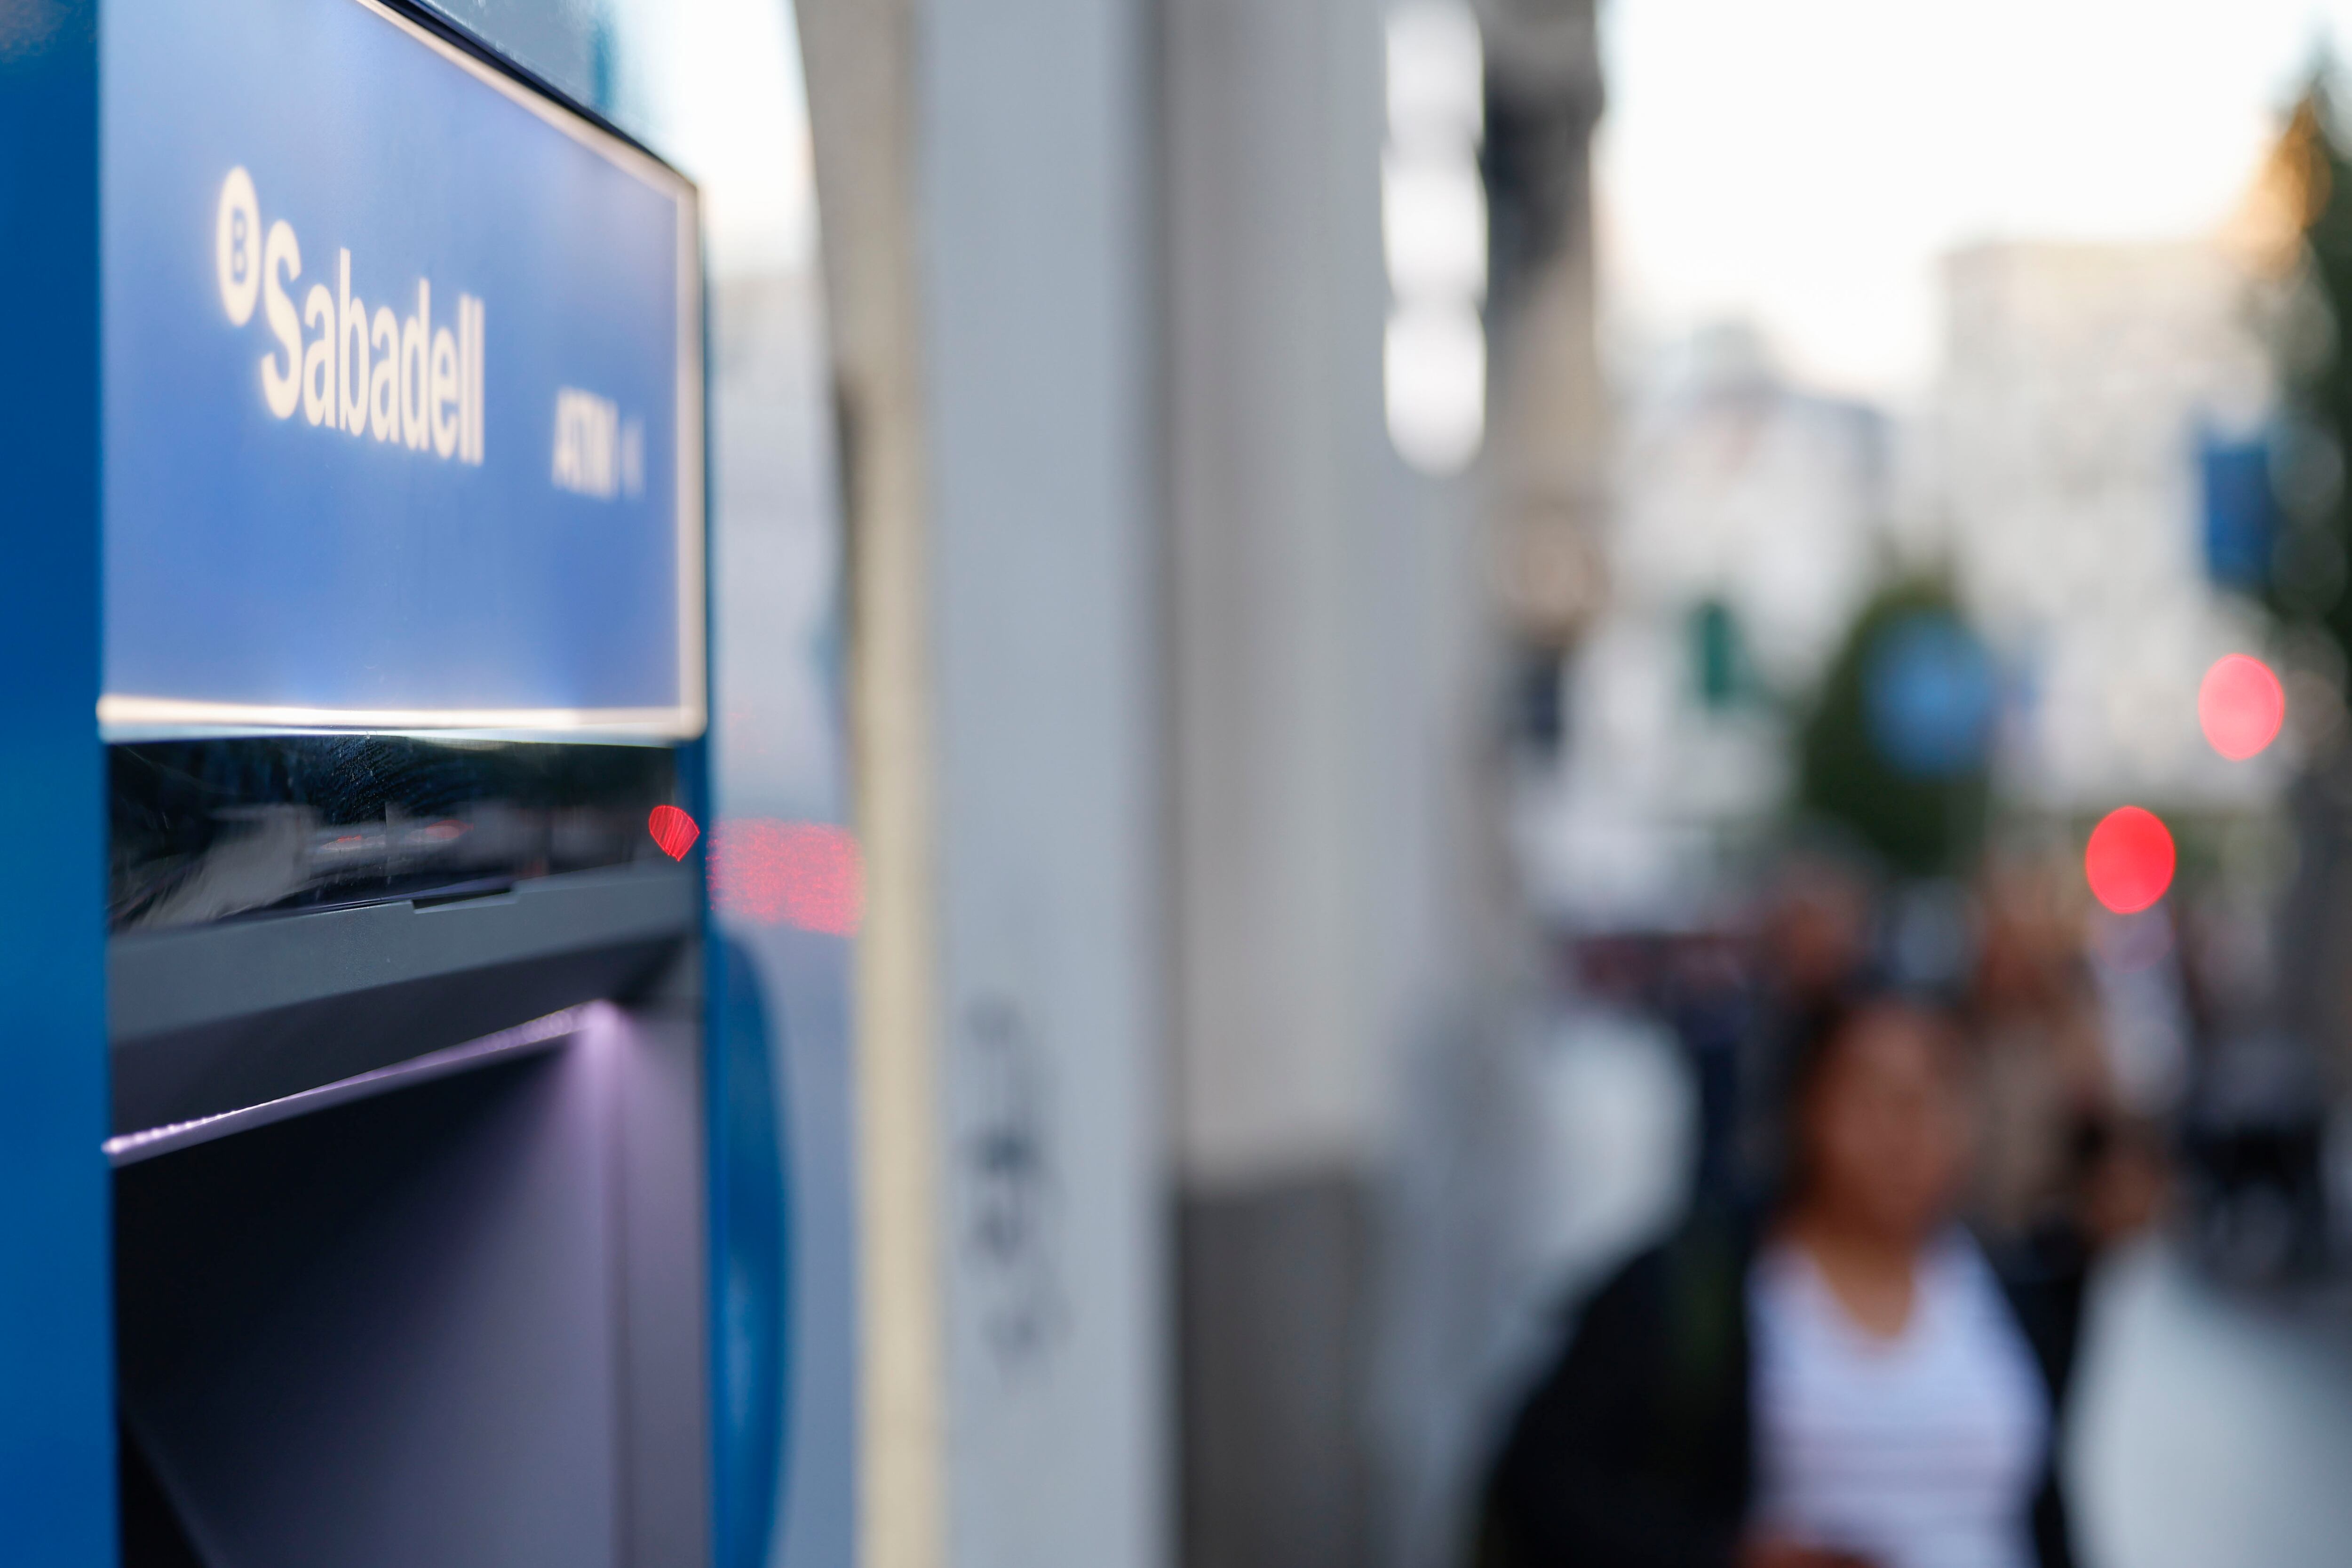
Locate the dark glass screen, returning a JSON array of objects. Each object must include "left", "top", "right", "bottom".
[{"left": 110, "top": 737, "right": 684, "bottom": 933}]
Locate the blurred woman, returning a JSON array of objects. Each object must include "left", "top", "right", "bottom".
[{"left": 1479, "top": 999, "right": 2081, "bottom": 1568}]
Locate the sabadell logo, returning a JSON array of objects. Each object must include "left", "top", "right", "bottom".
[{"left": 215, "top": 166, "right": 485, "bottom": 464}]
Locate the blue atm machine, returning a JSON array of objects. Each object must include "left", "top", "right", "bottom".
[{"left": 0, "top": 1, "right": 788, "bottom": 1563}]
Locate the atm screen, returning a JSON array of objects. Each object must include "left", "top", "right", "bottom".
[{"left": 100, "top": 0, "right": 702, "bottom": 742}]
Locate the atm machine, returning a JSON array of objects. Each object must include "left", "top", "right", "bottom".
[{"left": 0, "top": 0, "right": 794, "bottom": 1563}]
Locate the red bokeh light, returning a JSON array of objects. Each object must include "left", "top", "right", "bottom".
[
  {"left": 647, "top": 804, "right": 701, "bottom": 860},
  {"left": 708, "top": 818, "right": 865, "bottom": 936},
  {"left": 2084, "top": 806, "right": 2175, "bottom": 915},
  {"left": 2197, "top": 654, "right": 2285, "bottom": 761}
]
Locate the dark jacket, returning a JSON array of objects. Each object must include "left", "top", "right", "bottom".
[{"left": 1477, "top": 1213, "right": 2088, "bottom": 1568}]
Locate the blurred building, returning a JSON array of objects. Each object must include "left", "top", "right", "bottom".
[
  {"left": 1931, "top": 239, "right": 2280, "bottom": 812},
  {"left": 1477, "top": 0, "right": 1610, "bottom": 669},
  {"left": 1519, "top": 327, "right": 1897, "bottom": 924},
  {"left": 1523, "top": 231, "right": 2288, "bottom": 927}
]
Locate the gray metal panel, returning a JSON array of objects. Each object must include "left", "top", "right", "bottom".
[
  {"left": 108, "top": 864, "right": 698, "bottom": 1134},
  {"left": 111, "top": 862, "right": 698, "bottom": 1041},
  {"left": 612, "top": 1003, "right": 716, "bottom": 1568}
]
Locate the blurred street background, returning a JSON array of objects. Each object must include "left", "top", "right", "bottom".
[{"left": 566, "top": 0, "right": 2352, "bottom": 1564}]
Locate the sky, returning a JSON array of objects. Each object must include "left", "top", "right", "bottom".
[{"left": 1598, "top": 0, "right": 2352, "bottom": 403}]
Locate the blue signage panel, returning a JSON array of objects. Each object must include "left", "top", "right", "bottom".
[{"left": 102, "top": 0, "right": 703, "bottom": 736}]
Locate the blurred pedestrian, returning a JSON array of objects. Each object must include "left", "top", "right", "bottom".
[
  {"left": 1965, "top": 859, "right": 2116, "bottom": 1246},
  {"left": 1477, "top": 998, "right": 2082, "bottom": 1568},
  {"left": 1729, "top": 859, "right": 1876, "bottom": 1203}
]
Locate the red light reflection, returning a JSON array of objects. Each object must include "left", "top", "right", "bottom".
[
  {"left": 2197, "top": 653, "right": 2285, "bottom": 760},
  {"left": 2084, "top": 806, "right": 2174, "bottom": 914},
  {"left": 709, "top": 818, "right": 864, "bottom": 936},
  {"left": 648, "top": 804, "right": 701, "bottom": 860}
]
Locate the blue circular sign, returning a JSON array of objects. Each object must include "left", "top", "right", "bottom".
[{"left": 1864, "top": 613, "right": 1995, "bottom": 778}]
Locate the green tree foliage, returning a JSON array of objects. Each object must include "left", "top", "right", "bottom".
[{"left": 2269, "top": 86, "right": 2352, "bottom": 668}]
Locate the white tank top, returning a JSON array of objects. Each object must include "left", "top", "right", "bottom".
[{"left": 1748, "top": 1232, "right": 2050, "bottom": 1568}]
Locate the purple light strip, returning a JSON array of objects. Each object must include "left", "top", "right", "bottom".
[{"left": 104, "top": 1003, "right": 598, "bottom": 1167}]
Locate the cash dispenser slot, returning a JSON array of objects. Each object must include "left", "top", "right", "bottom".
[
  {"left": 112, "top": 982, "right": 710, "bottom": 1568},
  {"left": 111, "top": 899, "right": 711, "bottom": 1567}
]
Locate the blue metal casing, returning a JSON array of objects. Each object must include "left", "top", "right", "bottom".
[{"left": 0, "top": 3, "right": 115, "bottom": 1561}]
